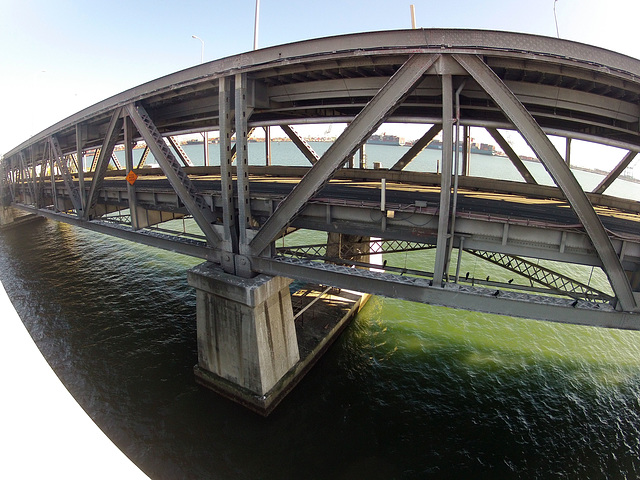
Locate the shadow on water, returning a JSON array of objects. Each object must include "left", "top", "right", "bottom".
[{"left": 2, "top": 221, "right": 640, "bottom": 479}]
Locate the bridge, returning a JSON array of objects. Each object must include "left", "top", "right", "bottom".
[{"left": 3, "top": 29, "right": 640, "bottom": 413}]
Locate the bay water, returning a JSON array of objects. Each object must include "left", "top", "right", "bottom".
[{"left": 1, "top": 141, "right": 640, "bottom": 478}]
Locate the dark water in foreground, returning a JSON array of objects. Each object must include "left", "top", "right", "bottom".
[{"left": 2, "top": 219, "right": 640, "bottom": 479}]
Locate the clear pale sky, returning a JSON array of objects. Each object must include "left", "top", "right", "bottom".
[{"left": 2, "top": 0, "right": 640, "bottom": 159}]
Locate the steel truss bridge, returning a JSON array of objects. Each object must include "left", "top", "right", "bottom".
[{"left": 3, "top": 29, "right": 640, "bottom": 329}]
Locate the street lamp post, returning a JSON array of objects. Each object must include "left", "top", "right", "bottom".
[
  {"left": 191, "top": 35, "right": 208, "bottom": 165},
  {"left": 191, "top": 35, "right": 204, "bottom": 64}
]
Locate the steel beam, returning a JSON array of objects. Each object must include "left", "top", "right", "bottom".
[
  {"left": 126, "top": 103, "right": 222, "bottom": 247},
  {"left": 219, "top": 76, "right": 238, "bottom": 273},
  {"left": 123, "top": 116, "right": 141, "bottom": 230},
  {"left": 235, "top": 73, "right": 253, "bottom": 253},
  {"left": 281, "top": 125, "right": 320, "bottom": 165},
  {"left": 252, "top": 256, "right": 640, "bottom": 330},
  {"left": 18, "top": 152, "right": 36, "bottom": 205},
  {"left": 433, "top": 75, "right": 453, "bottom": 287},
  {"left": 453, "top": 53, "right": 637, "bottom": 311},
  {"left": 84, "top": 108, "right": 123, "bottom": 219},
  {"left": 76, "top": 124, "right": 86, "bottom": 211},
  {"left": 249, "top": 53, "right": 439, "bottom": 256},
  {"left": 111, "top": 152, "right": 122, "bottom": 170},
  {"left": 486, "top": 127, "right": 538, "bottom": 184},
  {"left": 592, "top": 150, "right": 637, "bottom": 194},
  {"left": 168, "top": 136, "right": 195, "bottom": 167},
  {"left": 136, "top": 146, "right": 150, "bottom": 169},
  {"left": 391, "top": 123, "right": 442, "bottom": 171},
  {"left": 49, "top": 135, "right": 83, "bottom": 214}
]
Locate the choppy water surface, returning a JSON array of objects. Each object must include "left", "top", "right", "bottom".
[{"left": 2, "top": 219, "right": 640, "bottom": 479}]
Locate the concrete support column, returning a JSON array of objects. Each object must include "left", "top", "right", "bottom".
[
  {"left": 188, "top": 262, "right": 300, "bottom": 412},
  {"left": 327, "top": 232, "right": 371, "bottom": 265}
]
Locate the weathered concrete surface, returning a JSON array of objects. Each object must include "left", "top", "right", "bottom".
[
  {"left": 188, "top": 263, "right": 300, "bottom": 398},
  {"left": 188, "top": 262, "right": 369, "bottom": 415},
  {"left": 0, "top": 207, "right": 43, "bottom": 230}
]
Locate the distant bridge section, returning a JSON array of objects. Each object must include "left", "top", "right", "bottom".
[{"left": 4, "top": 30, "right": 640, "bottom": 407}]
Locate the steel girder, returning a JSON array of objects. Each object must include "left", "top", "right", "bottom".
[
  {"left": 485, "top": 127, "right": 537, "bottom": 185},
  {"left": 84, "top": 109, "right": 123, "bottom": 219},
  {"left": 453, "top": 53, "right": 638, "bottom": 312},
  {"left": 218, "top": 76, "right": 238, "bottom": 273},
  {"left": 281, "top": 125, "right": 320, "bottom": 165},
  {"left": 249, "top": 53, "right": 440, "bottom": 256},
  {"left": 235, "top": 73, "right": 253, "bottom": 257},
  {"left": 433, "top": 74, "right": 454, "bottom": 287},
  {"left": 49, "top": 135, "right": 83, "bottom": 214},
  {"left": 168, "top": 136, "right": 195, "bottom": 167},
  {"left": 251, "top": 256, "right": 640, "bottom": 330},
  {"left": 592, "top": 151, "right": 638, "bottom": 195},
  {"left": 126, "top": 103, "right": 222, "bottom": 248},
  {"left": 391, "top": 123, "right": 442, "bottom": 171}
]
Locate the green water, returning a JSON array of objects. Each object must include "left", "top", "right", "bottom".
[
  {"left": 2, "top": 140, "right": 639, "bottom": 478},
  {"left": 2, "top": 220, "right": 640, "bottom": 478}
]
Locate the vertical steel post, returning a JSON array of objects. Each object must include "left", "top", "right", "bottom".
[
  {"left": 253, "top": 0, "right": 260, "bottom": 50},
  {"left": 565, "top": 137, "right": 572, "bottom": 167},
  {"left": 235, "top": 73, "right": 252, "bottom": 254},
  {"left": 462, "top": 125, "right": 470, "bottom": 176},
  {"left": 124, "top": 116, "right": 140, "bottom": 230},
  {"left": 433, "top": 74, "right": 454, "bottom": 287},
  {"left": 264, "top": 126, "right": 271, "bottom": 166},
  {"left": 203, "top": 132, "right": 209, "bottom": 166},
  {"left": 76, "top": 124, "right": 85, "bottom": 211},
  {"left": 455, "top": 236, "right": 465, "bottom": 283},
  {"left": 219, "top": 76, "right": 238, "bottom": 273}
]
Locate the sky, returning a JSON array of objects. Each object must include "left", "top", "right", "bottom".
[{"left": 2, "top": 0, "right": 640, "bottom": 168}]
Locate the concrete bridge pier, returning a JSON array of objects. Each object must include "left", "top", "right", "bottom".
[
  {"left": 187, "top": 262, "right": 300, "bottom": 415},
  {"left": 0, "top": 206, "right": 43, "bottom": 230}
]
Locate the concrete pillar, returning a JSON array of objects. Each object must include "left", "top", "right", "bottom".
[
  {"left": 0, "top": 207, "right": 16, "bottom": 226},
  {"left": 187, "top": 262, "right": 300, "bottom": 410},
  {"left": 327, "top": 232, "right": 371, "bottom": 265}
]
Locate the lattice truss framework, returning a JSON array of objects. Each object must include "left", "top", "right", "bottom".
[{"left": 277, "top": 239, "right": 612, "bottom": 305}]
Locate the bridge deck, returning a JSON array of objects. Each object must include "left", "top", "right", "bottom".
[
  {"left": 4, "top": 28, "right": 640, "bottom": 328},
  {"left": 92, "top": 171, "right": 640, "bottom": 237}
]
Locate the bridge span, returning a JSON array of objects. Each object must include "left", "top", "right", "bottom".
[{"left": 3, "top": 29, "right": 640, "bottom": 412}]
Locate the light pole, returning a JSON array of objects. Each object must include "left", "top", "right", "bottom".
[
  {"left": 254, "top": 0, "right": 260, "bottom": 50},
  {"left": 191, "top": 35, "right": 208, "bottom": 165},
  {"left": 31, "top": 70, "right": 46, "bottom": 136},
  {"left": 191, "top": 35, "right": 204, "bottom": 64}
]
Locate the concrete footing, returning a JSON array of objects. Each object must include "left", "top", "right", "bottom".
[
  {"left": 0, "top": 207, "right": 44, "bottom": 231},
  {"left": 188, "top": 262, "right": 368, "bottom": 415}
]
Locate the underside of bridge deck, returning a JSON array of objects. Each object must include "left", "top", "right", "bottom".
[{"left": 4, "top": 29, "right": 640, "bottom": 411}]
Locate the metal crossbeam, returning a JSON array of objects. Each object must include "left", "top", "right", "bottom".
[
  {"left": 466, "top": 249, "right": 612, "bottom": 303},
  {"left": 592, "top": 150, "right": 637, "bottom": 194},
  {"left": 250, "top": 53, "right": 439, "bottom": 256},
  {"left": 90, "top": 149, "right": 101, "bottom": 172},
  {"left": 252, "top": 256, "right": 640, "bottom": 330},
  {"left": 49, "top": 135, "right": 83, "bottom": 214},
  {"left": 84, "top": 108, "right": 123, "bottom": 219},
  {"left": 453, "top": 53, "right": 637, "bottom": 312},
  {"left": 18, "top": 152, "right": 36, "bottom": 205},
  {"left": 391, "top": 123, "right": 442, "bottom": 171},
  {"left": 136, "top": 146, "right": 150, "bottom": 168},
  {"left": 279, "top": 240, "right": 434, "bottom": 260},
  {"left": 168, "top": 136, "right": 194, "bottom": 167},
  {"left": 110, "top": 152, "right": 122, "bottom": 170},
  {"left": 281, "top": 125, "right": 320, "bottom": 165},
  {"left": 486, "top": 127, "right": 537, "bottom": 184},
  {"left": 126, "top": 103, "right": 222, "bottom": 247}
]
